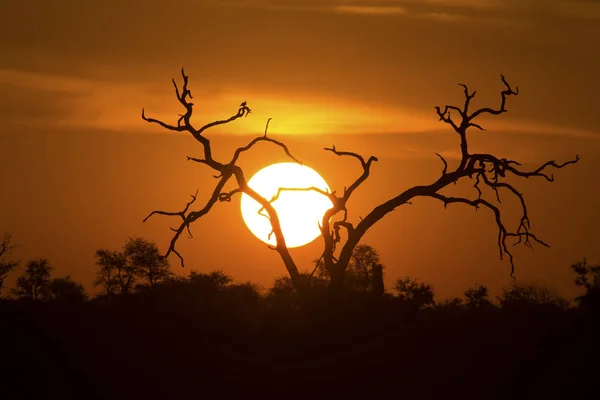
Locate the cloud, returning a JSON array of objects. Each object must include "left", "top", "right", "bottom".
[
  {"left": 0, "top": 69, "right": 179, "bottom": 131},
  {"left": 332, "top": 5, "right": 407, "bottom": 16},
  {"left": 247, "top": 0, "right": 600, "bottom": 21},
  {"left": 1, "top": 0, "right": 598, "bottom": 139}
]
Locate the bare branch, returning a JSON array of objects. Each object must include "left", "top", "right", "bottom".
[
  {"left": 469, "top": 74, "right": 519, "bottom": 120},
  {"left": 257, "top": 186, "right": 336, "bottom": 217},
  {"left": 504, "top": 155, "right": 580, "bottom": 182},
  {"left": 196, "top": 106, "right": 251, "bottom": 137},
  {"left": 264, "top": 117, "right": 272, "bottom": 137},
  {"left": 333, "top": 220, "right": 354, "bottom": 237},
  {"left": 434, "top": 106, "right": 460, "bottom": 132},
  {"left": 324, "top": 145, "right": 378, "bottom": 202},
  {"left": 429, "top": 192, "right": 539, "bottom": 279},
  {"left": 142, "top": 109, "right": 187, "bottom": 132},
  {"left": 474, "top": 173, "right": 483, "bottom": 200},
  {"left": 0, "top": 233, "right": 17, "bottom": 258},
  {"left": 186, "top": 156, "right": 213, "bottom": 167},
  {"left": 143, "top": 189, "right": 199, "bottom": 223},
  {"left": 435, "top": 153, "right": 448, "bottom": 176},
  {"left": 469, "top": 122, "right": 486, "bottom": 131},
  {"left": 230, "top": 135, "right": 302, "bottom": 165},
  {"left": 142, "top": 68, "right": 250, "bottom": 152},
  {"left": 218, "top": 188, "right": 242, "bottom": 203},
  {"left": 309, "top": 254, "right": 324, "bottom": 278}
]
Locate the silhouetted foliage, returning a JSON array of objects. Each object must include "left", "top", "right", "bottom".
[
  {"left": 266, "top": 273, "right": 328, "bottom": 311},
  {"left": 464, "top": 283, "right": 493, "bottom": 308},
  {"left": 12, "top": 258, "right": 52, "bottom": 300},
  {"left": 142, "top": 71, "right": 578, "bottom": 293},
  {"left": 267, "top": 276, "right": 299, "bottom": 308},
  {"left": 2, "top": 259, "right": 599, "bottom": 398},
  {"left": 570, "top": 258, "right": 600, "bottom": 311},
  {"left": 394, "top": 276, "right": 435, "bottom": 309},
  {"left": 0, "top": 232, "right": 19, "bottom": 296},
  {"left": 435, "top": 297, "right": 465, "bottom": 317},
  {"left": 47, "top": 276, "right": 88, "bottom": 303},
  {"left": 124, "top": 237, "right": 172, "bottom": 290},
  {"left": 94, "top": 249, "right": 133, "bottom": 296},
  {"left": 347, "top": 244, "right": 381, "bottom": 292},
  {"left": 95, "top": 237, "right": 173, "bottom": 296},
  {"left": 498, "top": 282, "right": 568, "bottom": 310},
  {"left": 312, "top": 244, "right": 384, "bottom": 295},
  {"left": 188, "top": 269, "right": 233, "bottom": 289}
]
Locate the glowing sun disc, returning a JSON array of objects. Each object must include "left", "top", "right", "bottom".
[{"left": 240, "top": 163, "right": 333, "bottom": 248}]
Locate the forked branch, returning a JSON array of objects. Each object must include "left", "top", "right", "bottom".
[
  {"left": 324, "top": 145, "right": 378, "bottom": 202},
  {"left": 334, "top": 75, "right": 578, "bottom": 279},
  {"left": 142, "top": 71, "right": 307, "bottom": 288}
]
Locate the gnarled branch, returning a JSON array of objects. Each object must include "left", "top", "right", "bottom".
[
  {"left": 334, "top": 75, "right": 578, "bottom": 279},
  {"left": 142, "top": 70, "right": 308, "bottom": 290},
  {"left": 324, "top": 145, "right": 378, "bottom": 202}
]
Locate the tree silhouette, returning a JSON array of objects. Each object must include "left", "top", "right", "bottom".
[
  {"left": 124, "top": 237, "right": 172, "bottom": 290},
  {"left": 570, "top": 258, "right": 600, "bottom": 311},
  {"left": 0, "top": 232, "right": 19, "bottom": 296},
  {"left": 47, "top": 276, "right": 88, "bottom": 303},
  {"left": 498, "top": 282, "right": 568, "bottom": 310},
  {"left": 12, "top": 258, "right": 52, "bottom": 300},
  {"left": 94, "top": 249, "right": 133, "bottom": 296},
  {"left": 464, "top": 283, "right": 493, "bottom": 308},
  {"left": 95, "top": 237, "right": 172, "bottom": 296},
  {"left": 347, "top": 244, "right": 381, "bottom": 292},
  {"left": 142, "top": 70, "right": 578, "bottom": 293},
  {"left": 394, "top": 276, "right": 435, "bottom": 309}
]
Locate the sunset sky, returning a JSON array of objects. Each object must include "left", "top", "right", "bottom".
[{"left": 1, "top": 0, "right": 599, "bottom": 300}]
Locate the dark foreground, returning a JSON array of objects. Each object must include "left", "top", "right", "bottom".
[{"left": 3, "top": 289, "right": 600, "bottom": 400}]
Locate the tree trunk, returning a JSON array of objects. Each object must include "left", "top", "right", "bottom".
[{"left": 372, "top": 263, "right": 384, "bottom": 297}]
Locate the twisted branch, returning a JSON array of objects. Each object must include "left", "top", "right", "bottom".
[
  {"left": 231, "top": 134, "right": 302, "bottom": 165},
  {"left": 141, "top": 70, "right": 305, "bottom": 289},
  {"left": 435, "top": 153, "right": 448, "bottom": 176},
  {"left": 334, "top": 75, "right": 578, "bottom": 279},
  {"left": 323, "top": 145, "right": 378, "bottom": 202}
]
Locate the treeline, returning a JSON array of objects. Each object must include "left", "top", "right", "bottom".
[
  {"left": 2, "top": 233, "right": 600, "bottom": 398},
  {"left": 2, "top": 233, "right": 599, "bottom": 313}
]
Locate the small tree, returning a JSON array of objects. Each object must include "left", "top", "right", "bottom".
[
  {"left": 394, "top": 277, "right": 435, "bottom": 309},
  {"left": 47, "top": 276, "right": 88, "bottom": 303},
  {"left": 464, "top": 284, "right": 492, "bottom": 308},
  {"left": 12, "top": 258, "right": 52, "bottom": 300},
  {"left": 0, "top": 233, "right": 19, "bottom": 296},
  {"left": 95, "top": 238, "right": 172, "bottom": 296},
  {"left": 124, "top": 237, "right": 172, "bottom": 290},
  {"left": 94, "top": 249, "right": 133, "bottom": 296}
]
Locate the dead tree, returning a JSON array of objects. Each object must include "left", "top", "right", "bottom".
[{"left": 142, "top": 69, "right": 578, "bottom": 293}]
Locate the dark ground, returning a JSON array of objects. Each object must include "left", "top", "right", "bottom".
[{"left": 3, "top": 287, "right": 600, "bottom": 400}]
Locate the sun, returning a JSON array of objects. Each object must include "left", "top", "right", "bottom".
[{"left": 240, "top": 163, "right": 333, "bottom": 248}]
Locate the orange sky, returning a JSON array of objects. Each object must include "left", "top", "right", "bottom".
[{"left": 1, "top": 0, "right": 599, "bottom": 300}]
